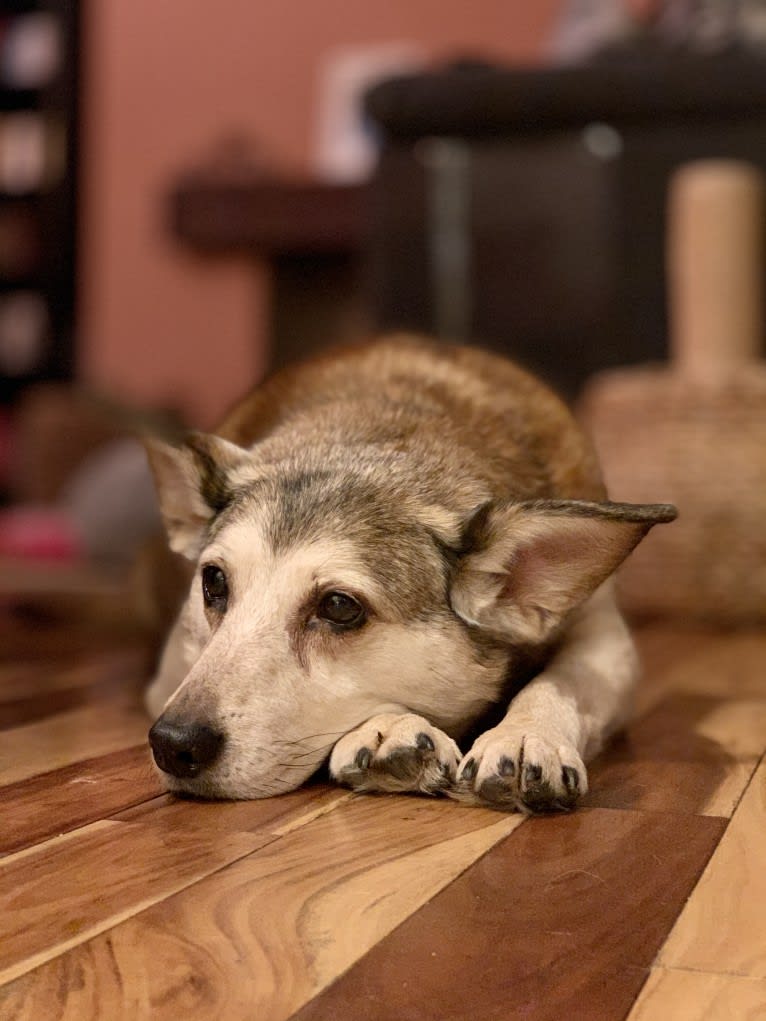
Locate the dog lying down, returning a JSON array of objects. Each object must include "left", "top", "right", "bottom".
[{"left": 144, "top": 336, "right": 676, "bottom": 813}]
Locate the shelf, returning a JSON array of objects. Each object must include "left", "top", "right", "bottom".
[
  {"left": 169, "top": 172, "right": 369, "bottom": 370},
  {"left": 0, "top": 1, "right": 77, "bottom": 401},
  {"left": 170, "top": 176, "right": 366, "bottom": 257}
]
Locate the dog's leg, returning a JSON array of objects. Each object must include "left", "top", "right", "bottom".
[
  {"left": 454, "top": 581, "right": 638, "bottom": 812},
  {"left": 145, "top": 613, "right": 193, "bottom": 719},
  {"left": 330, "top": 713, "right": 462, "bottom": 796}
]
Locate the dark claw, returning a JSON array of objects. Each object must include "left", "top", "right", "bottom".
[
  {"left": 523, "top": 763, "right": 543, "bottom": 786},
  {"left": 416, "top": 732, "right": 435, "bottom": 753},
  {"left": 498, "top": 755, "right": 516, "bottom": 777},
  {"left": 355, "top": 747, "right": 372, "bottom": 770},
  {"left": 562, "top": 766, "right": 580, "bottom": 795},
  {"left": 461, "top": 758, "right": 478, "bottom": 782}
]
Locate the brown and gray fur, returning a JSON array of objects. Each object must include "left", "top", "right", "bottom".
[{"left": 145, "top": 335, "right": 676, "bottom": 812}]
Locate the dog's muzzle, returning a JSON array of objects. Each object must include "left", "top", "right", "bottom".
[{"left": 148, "top": 718, "right": 224, "bottom": 778}]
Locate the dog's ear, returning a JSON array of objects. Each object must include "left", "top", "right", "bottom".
[
  {"left": 144, "top": 432, "right": 248, "bottom": 559},
  {"left": 451, "top": 500, "right": 677, "bottom": 645}
]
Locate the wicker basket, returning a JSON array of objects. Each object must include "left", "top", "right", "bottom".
[{"left": 579, "top": 161, "right": 766, "bottom": 623}]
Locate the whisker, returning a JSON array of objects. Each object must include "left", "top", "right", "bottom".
[
  {"left": 281, "top": 729, "right": 347, "bottom": 748},
  {"left": 287, "top": 743, "right": 333, "bottom": 759}
]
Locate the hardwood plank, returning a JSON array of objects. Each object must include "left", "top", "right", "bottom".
[
  {"left": 0, "top": 648, "right": 147, "bottom": 702},
  {"left": 0, "top": 818, "right": 266, "bottom": 986},
  {"left": 0, "top": 619, "right": 760, "bottom": 1021},
  {"left": 0, "top": 796, "right": 523, "bottom": 1019},
  {"left": 633, "top": 629, "right": 766, "bottom": 715},
  {"left": 628, "top": 968, "right": 766, "bottom": 1020},
  {"left": 659, "top": 759, "right": 766, "bottom": 977},
  {"left": 0, "top": 647, "right": 149, "bottom": 728},
  {"left": 0, "top": 698, "right": 149, "bottom": 786},
  {"left": 0, "top": 745, "right": 163, "bottom": 856},
  {"left": 585, "top": 694, "right": 766, "bottom": 817},
  {"left": 0, "top": 685, "right": 105, "bottom": 730},
  {"left": 0, "top": 606, "right": 141, "bottom": 663},
  {"left": 292, "top": 807, "right": 726, "bottom": 1021},
  {"left": 633, "top": 626, "right": 720, "bottom": 708},
  {"left": 112, "top": 783, "right": 353, "bottom": 835}
]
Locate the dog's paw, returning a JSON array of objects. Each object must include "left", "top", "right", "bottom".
[
  {"left": 452, "top": 726, "right": 587, "bottom": 813},
  {"left": 329, "top": 713, "right": 461, "bottom": 795}
]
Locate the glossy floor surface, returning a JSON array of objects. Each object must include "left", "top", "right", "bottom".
[{"left": 1, "top": 596, "right": 764, "bottom": 1020}]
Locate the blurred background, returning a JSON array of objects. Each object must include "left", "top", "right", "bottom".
[{"left": 2, "top": 0, "right": 766, "bottom": 633}]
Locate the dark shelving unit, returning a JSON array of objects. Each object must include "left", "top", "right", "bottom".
[{"left": 0, "top": 0, "right": 78, "bottom": 403}]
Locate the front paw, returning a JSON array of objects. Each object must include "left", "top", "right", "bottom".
[
  {"left": 329, "top": 713, "right": 461, "bottom": 796},
  {"left": 453, "top": 727, "right": 587, "bottom": 813}
]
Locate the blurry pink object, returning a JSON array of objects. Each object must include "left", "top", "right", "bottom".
[{"left": 0, "top": 506, "right": 81, "bottom": 561}]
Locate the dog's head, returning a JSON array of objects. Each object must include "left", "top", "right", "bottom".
[{"left": 145, "top": 432, "right": 676, "bottom": 799}]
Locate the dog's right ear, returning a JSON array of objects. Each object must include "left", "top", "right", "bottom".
[{"left": 144, "top": 432, "right": 248, "bottom": 559}]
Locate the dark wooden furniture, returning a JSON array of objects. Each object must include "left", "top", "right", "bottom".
[
  {"left": 366, "top": 55, "right": 766, "bottom": 399},
  {"left": 169, "top": 175, "right": 368, "bottom": 370}
]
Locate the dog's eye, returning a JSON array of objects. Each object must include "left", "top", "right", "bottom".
[
  {"left": 202, "top": 565, "right": 228, "bottom": 612},
  {"left": 317, "top": 591, "right": 365, "bottom": 629}
]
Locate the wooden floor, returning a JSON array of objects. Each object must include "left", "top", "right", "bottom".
[{"left": 1, "top": 596, "right": 765, "bottom": 1020}]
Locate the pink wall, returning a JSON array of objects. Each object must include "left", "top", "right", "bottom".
[{"left": 79, "top": 1, "right": 561, "bottom": 426}]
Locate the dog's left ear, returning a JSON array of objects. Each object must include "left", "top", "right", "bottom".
[
  {"left": 451, "top": 500, "right": 677, "bottom": 645},
  {"left": 144, "top": 432, "right": 248, "bottom": 559}
]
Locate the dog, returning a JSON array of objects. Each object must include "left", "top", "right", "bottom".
[{"left": 144, "top": 335, "right": 676, "bottom": 812}]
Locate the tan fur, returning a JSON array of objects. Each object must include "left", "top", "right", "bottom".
[
  {"left": 144, "top": 335, "right": 675, "bottom": 812},
  {"left": 217, "top": 336, "right": 606, "bottom": 502}
]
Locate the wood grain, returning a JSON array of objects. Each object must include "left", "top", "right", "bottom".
[
  {"left": 659, "top": 759, "right": 766, "bottom": 977},
  {"left": 292, "top": 807, "right": 726, "bottom": 1021},
  {"left": 628, "top": 968, "right": 766, "bottom": 1020},
  {"left": 0, "top": 698, "right": 149, "bottom": 787},
  {"left": 0, "top": 818, "right": 266, "bottom": 986},
  {"left": 0, "top": 745, "right": 162, "bottom": 856},
  {"left": 585, "top": 694, "right": 766, "bottom": 816},
  {"left": 0, "top": 796, "right": 522, "bottom": 1020},
  {"left": 0, "top": 686, "right": 107, "bottom": 730},
  {"left": 0, "top": 649, "right": 147, "bottom": 701},
  {"left": 634, "top": 627, "right": 766, "bottom": 714},
  {"left": 112, "top": 782, "right": 352, "bottom": 836},
  {"left": 1, "top": 610, "right": 765, "bottom": 1021}
]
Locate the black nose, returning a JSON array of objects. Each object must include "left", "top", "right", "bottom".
[{"left": 148, "top": 718, "right": 224, "bottom": 778}]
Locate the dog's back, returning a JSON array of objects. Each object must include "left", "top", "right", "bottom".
[{"left": 217, "top": 334, "right": 606, "bottom": 507}]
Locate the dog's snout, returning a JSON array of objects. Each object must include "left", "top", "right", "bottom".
[{"left": 148, "top": 718, "right": 224, "bottom": 778}]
